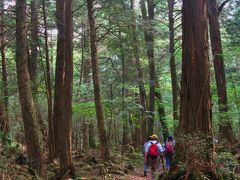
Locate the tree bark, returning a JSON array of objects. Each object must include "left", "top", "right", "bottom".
[
  {"left": 180, "top": 0, "right": 212, "bottom": 134},
  {"left": 131, "top": 0, "right": 147, "bottom": 144},
  {"left": 59, "top": 0, "right": 74, "bottom": 177},
  {"left": 87, "top": 0, "right": 110, "bottom": 160},
  {"left": 28, "top": 0, "right": 47, "bottom": 144},
  {"left": 147, "top": 0, "right": 155, "bottom": 136},
  {"left": 208, "top": 0, "right": 234, "bottom": 143},
  {"left": 155, "top": 83, "right": 169, "bottom": 141},
  {"left": 81, "top": 27, "right": 91, "bottom": 152},
  {"left": 42, "top": 0, "right": 54, "bottom": 162},
  {"left": 53, "top": 0, "right": 65, "bottom": 157},
  {"left": 168, "top": 0, "right": 179, "bottom": 121},
  {"left": 29, "top": 0, "right": 38, "bottom": 86},
  {"left": 118, "top": 30, "right": 128, "bottom": 155},
  {"left": 170, "top": 0, "right": 216, "bottom": 178},
  {"left": 140, "top": 0, "right": 155, "bottom": 136},
  {"left": 0, "top": 0, "right": 10, "bottom": 142},
  {"left": 16, "top": 0, "right": 44, "bottom": 175}
]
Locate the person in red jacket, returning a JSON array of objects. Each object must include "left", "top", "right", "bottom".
[{"left": 164, "top": 136, "right": 176, "bottom": 171}]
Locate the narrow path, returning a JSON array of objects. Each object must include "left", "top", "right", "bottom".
[
  {"left": 126, "top": 162, "right": 165, "bottom": 180},
  {"left": 127, "top": 167, "right": 151, "bottom": 180}
]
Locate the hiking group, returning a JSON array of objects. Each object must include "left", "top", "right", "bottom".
[{"left": 143, "top": 134, "right": 175, "bottom": 178}]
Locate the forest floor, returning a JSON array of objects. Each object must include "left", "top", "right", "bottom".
[
  {"left": 77, "top": 153, "right": 165, "bottom": 180},
  {"left": 0, "top": 144, "right": 240, "bottom": 179},
  {"left": 0, "top": 147, "right": 164, "bottom": 180},
  {"left": 125, "top": 164, "right": 165, "bottom": 180}
]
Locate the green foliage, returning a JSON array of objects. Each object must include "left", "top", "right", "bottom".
[
  {"left": 73, "top": 101, "right": 96, "bottom": 117},
  {"left": 215, "top": 150, "right": 240, "bottom": 179},
  {"left": 0, "top": 133, "right": 20, "bottom": 156}
]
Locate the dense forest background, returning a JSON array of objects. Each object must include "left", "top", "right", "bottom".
[{"left": 0, "top": 0, "right": 240, "bottom": 179}]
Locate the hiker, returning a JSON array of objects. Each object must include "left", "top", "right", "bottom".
[
  {"left": 143, "top": 136, "right": 152, "bottom": 176},
  {"left": 144, "top": 134, "right": 164, "bottom": 178},
  {"left": 164, "top": 135, "right": 175, "bottom": 171}
]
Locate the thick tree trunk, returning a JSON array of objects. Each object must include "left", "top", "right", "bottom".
[
  {"left": 208, "top": 0, "right": 234, "bottom": 143},
  {"left": 131, "top": 0, "right": 147, "bottom": 143},
  {"left": 168, "top": 0, "right": 179, "bottom": 121},
  {"left": 42, "top": 0, "right": 54, "bottom": 162},
  {"left": 53, "top": 0, "right": 65, "bottom": 157},
  {"left": 29, "top": 0, "right": 46, "bottom": 144},
  {"left": 0, "top": 0, "right": 10, "bottom": 142},
  {"left": 59, "top": 0, "right": 74, "bottom": 177},
  {"left": 180, "top": 0, "right": 212, "bottom": 135},
  {"left": 87, "top": 0, "right": 110, "bottom": 160},
  {"left": 16, "top": 0, "right": 44, "bottom": 175},
  {"left": 170, "top": 0, "right": 216, "bottom": 178}
]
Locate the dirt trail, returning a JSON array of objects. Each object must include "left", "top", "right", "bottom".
[
  {"left": 126, "top": 168, "right": 151, "bottom": 180},
  {"left": 126, "top": 163, "right": 165, "bottom": 180}
]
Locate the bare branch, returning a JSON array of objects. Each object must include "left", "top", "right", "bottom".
[{"left": 218, "top": 0, "right": 230, "bottom": 14}]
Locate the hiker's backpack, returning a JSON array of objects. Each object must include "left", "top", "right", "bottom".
[
  {"left": 165, "top": 142, "right": 174, "bottom": 155},
  {"left": 148, "top": 142, "right": 159, "bottom": 159}
]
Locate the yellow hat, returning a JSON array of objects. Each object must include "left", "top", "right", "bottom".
[{"left": 151, "top": 134, "right": 158, "bottom": 140}]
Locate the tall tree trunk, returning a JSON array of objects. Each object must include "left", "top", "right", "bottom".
[
  {"left": 155, "top": 83, "right": 169, "bottom": 141},
  {"left": 87, "top": 0, "right": 110, "bottom": 160},
  {"left": 119, "top": 30, "right": 128, "bottom": 155},
  {"left": 81, "top": 30, "right": 91, "bottom": 152},
  {"left": 29, "top": 0, "right": 38, "bottom": 86},
  {"left": 42, "top": 0, "right": 54, "bottom": 162},
  {"left": 81, "top": 58, "right": 91, "bottom": 153},
  {"left": 168, "top": 0, "right": 179, "bottom": 121},
  {"left": 208, "top": 0, "right": 234, "bottom": 143},
  {"left": 131, "top": 0, "right": 147, "bottom": 143},
  {"left": 133, "top": 93, "right": 141, "bottom": 147},
  {"left": 53, "top": 0, "right": 65, "bottom": 158},
  {"left": 0, "top": 0, "right": 10, "bottom": 142},
  {"left": 140, "top": 0, "right": 155, "bottom": 136},
  {"left": 59, "top": 0, "right": 74, "bottom": 177},
  {"left": 29, "top": 0, "right": 46, "bottom": 142},
  {"left": 16, "top": 0, "right": 44, "bottom": 175},
  {"left": 170, "top": 0, "right": 216, "bottom": 178}
]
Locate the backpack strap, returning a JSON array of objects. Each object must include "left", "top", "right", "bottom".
[{"left": 150, "top": 141, "right": 158, "bottom": 145}]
